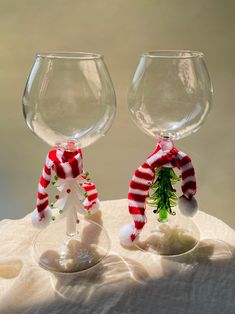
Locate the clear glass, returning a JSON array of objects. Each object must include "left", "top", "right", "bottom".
[
  {"left": 136, "top": 207, "right": 200, "bottom": 256},
  {"left": 33, "top": 216, "right": 111, "bottom": 273},
  {"left": 127, "top": 50, "right": 213, "bottom": 256},
  {"left": 128, "top": 50, "right": 213, "bottom": 140},
  {"left": 22, "top": 52, "right": 115, "bottom": 273},
  {"left": 23, "top": 52, "right": 116, "bottom": 148}
]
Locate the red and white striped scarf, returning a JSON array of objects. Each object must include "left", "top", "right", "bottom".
[
  {"left": 126, "top": 142, "right": 196, "bottom": 243},
  {"left": 36, "top": 148, "right": 99, "bottom": 220}
]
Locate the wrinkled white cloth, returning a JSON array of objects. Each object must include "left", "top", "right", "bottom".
[{"left": 0, "top": 199, "right": 235, "bottom": 314}]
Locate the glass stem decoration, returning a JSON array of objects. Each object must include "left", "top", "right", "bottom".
[
  {"left": 23, "top": 52, "right": 116, "bottom": 273},
  {"left": 120, "top": 51, "right": 213, "bottom": 254},
  {"left": 32, "top": 144, "right": 99, "bottom": 233},
  {"left": 120, "top": 138, "right": 198, "bottom": 245},
  {"left": 148, "top": 166, "right": 180, "bottom": 223}
]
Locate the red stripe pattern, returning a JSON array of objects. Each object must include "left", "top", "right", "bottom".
[
  {"left": 36, "top": 148, "right": 99, "bottom": 219},
  {"left": 127, "top": 142, "right": 196, "bottom": 242}
]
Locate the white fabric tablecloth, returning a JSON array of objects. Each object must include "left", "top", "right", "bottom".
[{"left": 0, "top": 199, "right": 235, "bottom": 314}]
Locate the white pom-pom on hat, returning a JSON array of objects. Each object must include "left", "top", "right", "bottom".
[
  {"left": 119, "top": 224, "right": 139, "bottom": 246},
  {"left": 32, "top": 207, "right": 52, "bottom": 228},
  {"left": 178, "top": 195, "right": 198, "bottom": 217}
]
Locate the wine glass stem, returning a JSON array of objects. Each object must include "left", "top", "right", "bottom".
[
  {"left": 158, "top": 136, "right": 173, "bottom": 152},
  {"left": 66, "top": 195, "right": 77, "bottom": 237},
  {"left": 159, "top": 209, "right": 168, "bottom": 223}
]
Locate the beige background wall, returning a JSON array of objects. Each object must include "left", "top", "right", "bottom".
[{"left": 0, "top": 0, "right": 234, "bottom": 228}]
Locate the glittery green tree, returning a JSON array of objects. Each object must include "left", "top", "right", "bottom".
[{"left": 148, "top": 167, "right": 180, "bottom": 222}]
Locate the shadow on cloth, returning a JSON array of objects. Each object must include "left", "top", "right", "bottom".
[
  {"left": 0, "top": 259, "right": 23, "bottom": 279},
  {"left": 9, "top": 238, "right": 235, "bottom": 314},
  {"left": 53, "top": 252, "right": 149, "bottom": 301}
]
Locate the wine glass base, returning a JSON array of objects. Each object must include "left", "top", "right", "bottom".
[
  {"left": 33, "top": 216, "right": 111, "bottom": 274},
  {"left": 135, "top": 207, "right": 200, "bottom": 256}
]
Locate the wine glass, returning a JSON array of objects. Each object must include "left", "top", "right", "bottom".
[
  {"left": 23, "top": 52, "right": 116, "bottom": 273},
  {"left": 120, "top": 50, "right": 213, "bottom": 256}
]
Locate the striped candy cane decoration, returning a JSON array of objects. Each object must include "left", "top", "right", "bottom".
[
  {"left": 119, "top": 140, "right": 198, "bottom": 246},
  {"left": 32, "top": 148, "right": 99, "bottom": 227}
]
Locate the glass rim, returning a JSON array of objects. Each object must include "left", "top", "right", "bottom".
[
  {"left": 36, "top": 51, "right": 103, "bottom": 60},
  {"left": 142, "top": 50, "right": 204, "bottom": 59}
]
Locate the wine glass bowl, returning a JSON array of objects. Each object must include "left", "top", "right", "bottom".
[
  {"left": 128, "top": 50, "right": 213, "bottom": 140},
  {"left": 23, "top": 52, "right": 116, "bottom": 148}
]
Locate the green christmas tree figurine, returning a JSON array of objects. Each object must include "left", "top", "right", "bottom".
[{"left": 148, "top": 167, "right": 180, "bottom": 223}]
